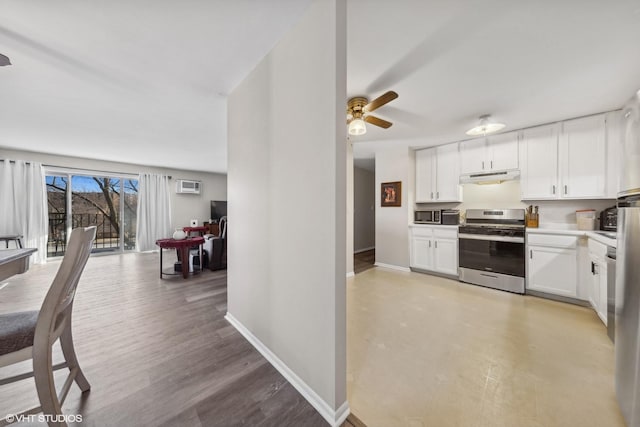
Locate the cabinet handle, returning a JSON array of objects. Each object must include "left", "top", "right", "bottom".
[
  {"left": 482, "top": 161, "right": 485, "bottom": 170},
  {"left": 436, "top": 191, "right": 439, "bottom": 199},
  {"left": 530, "top": 250, "right": 533, "bottom": 259},
  {"left": 490, "top": 160, "right": 493, "bottom": 169},
  {"left": 429, "top": 240, "right": 432, "bottom": 248},
  {"left": 552, "top": 185, "right": 556, "bottom": 195},
  {"left": 431, "top": 191, "right": 434, "bottom": 200},
  {"left": 435, "top": 241, "right": 438, "bottom": 249},
  {"left": 564, "top": 185, "right": 568, "bottom": 195},
  {"left": 591, "top": 261, "right": 595, "bottom": 275}
]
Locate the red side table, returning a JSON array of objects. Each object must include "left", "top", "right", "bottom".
[{"left": 155, "top": 236, "right": 204, "bottom": 279}]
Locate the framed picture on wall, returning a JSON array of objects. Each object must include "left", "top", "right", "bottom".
[{"left": 381, "top": 181, "right": 401, "bottom": 207}]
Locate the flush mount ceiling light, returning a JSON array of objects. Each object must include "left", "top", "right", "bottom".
[
  {"left": 465, "top": 114, "right": 506, "bottom": 136},
  {"left": 0, "top": 53, "right": 11, "bottom": 67},
  {"left": 348, "top": 115, "right": 367, "bottom": 136}
]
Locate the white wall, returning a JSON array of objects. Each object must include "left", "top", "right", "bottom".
[
  {"left": 226, "top": 0, "right": 347, "bottom": 424},
  {"left": 353, "top": 165, "right": 375, "bottom": 252},
  {"left": 374, "top": 147, "right": 413, "bottom": 270},
  {"left": 0, "top": 147, "right": 226, "bottom": 229}
]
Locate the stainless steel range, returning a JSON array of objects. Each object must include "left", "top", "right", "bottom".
[{"left": 458, "top": 209, "right": 526, "bottom": 294}]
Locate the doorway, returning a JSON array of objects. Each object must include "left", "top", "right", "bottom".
[
  {"left": 353, "top": 158, "right": 376, "bottom": 274},
  {"left": 45, "top": 170, "right": 138, "bottom": 257}
]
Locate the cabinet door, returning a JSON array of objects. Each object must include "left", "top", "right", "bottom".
[
  {"left": 527, "top": 245, "right": 577, "bottom": 297},
  {"left": 411, "top": 237, "right": 433, "bottom": 270},
  {"left": 598, "top": 261, "right": 608, "bottom": 325},
  {"left": 435, "top": 143, "right": 461, "bottom": 202},
  {"left": 560, "top": 114, "right": 607, "bottom": 198},
  {"left": 434, "top": 238, "right": 458, "bottom": 276},
  {"left": 459, "top": 139, "right": 487, "bottom": 174},
  {"left": 415, "top": 148, "right": 435, "bottom": 202},
  {"left": 487, "top": 132, "right": 518, "bottom": 171},
  {"left": 589, "top": 257, "right": 600, "bottom": 310},
  {"left": 520, "top": 125, "right": 559, "bottom": 200}
]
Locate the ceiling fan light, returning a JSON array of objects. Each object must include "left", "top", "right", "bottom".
[
  {"left": 349, "top": 118, "right": 367, "bottom": 135},
  {"left": 465, "top": 115, "right": 505, "bottom": 136}
]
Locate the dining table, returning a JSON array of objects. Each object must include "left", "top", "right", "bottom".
[{"left": 0, "top": 248, "right": 37, "bottom": 282}]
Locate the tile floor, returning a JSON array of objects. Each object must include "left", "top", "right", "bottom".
[{"left": 347, "top": 267, "right": 625, "bottom": 427}]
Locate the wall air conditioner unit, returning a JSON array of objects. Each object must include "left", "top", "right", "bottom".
[{"left": 176, "top": 179, "right": 201, "bottom": 194}]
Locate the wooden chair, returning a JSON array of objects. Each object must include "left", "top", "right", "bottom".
[{"left": 0, "top": 226, "right": 96, "bottom": 427}]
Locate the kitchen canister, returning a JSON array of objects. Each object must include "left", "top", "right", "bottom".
[{"left": 576, "top": 209, "right": 596, "bottom": 230}]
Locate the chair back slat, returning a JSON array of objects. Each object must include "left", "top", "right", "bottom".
[{"left": 36, "top": 227, "right": 96, "bottom": 339}]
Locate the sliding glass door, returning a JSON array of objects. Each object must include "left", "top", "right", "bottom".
[{"left": 46, "top": 171, "right": 138, "bottom": 257}]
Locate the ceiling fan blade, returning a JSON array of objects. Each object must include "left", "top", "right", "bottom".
[
  {"left": 364, "top": 91, "right": 398, "bottom": 113},
  {"left": 364, "top": 115, "right": 393, "bottom": 129},
  {"left": 0, "top": 53, "right": 11, "bottom": 66}
]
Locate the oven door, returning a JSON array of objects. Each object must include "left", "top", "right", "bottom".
[{"left": 458, "top": 234, "right": 525, "bottom": 277}]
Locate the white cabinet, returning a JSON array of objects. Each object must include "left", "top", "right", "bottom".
[
  {"left": 520, "top": 114, "right": 609, "bottom": 200},
  {"left": 415, "top": 144, "right": 461, "bottom": 203},
  {"left": 520, "top": 124, "right": 560, "bottom": 199},
  {"left": 588, "top": 239, "right": 608, "bottom": 325},
  {"left": 411, "top": 236, "right": 434, "bottom": 271},
  {"left": 527, "top": 233, "right": 578, "bottom": 297},
  {"left": 415, "top": 149, "right": 435, "bottom": 202},
  {"left": 560, "top": 115, "right": 607, "bottom": 199},
  {"left": 460, "top": 139, "right": 486, "bottom": 174},
  {"left": 433, "top": 237, "right": 458, "bottom": 276},
  {"left": 460, "top": 132, "right": 518, "bottom": 175},
  {"left": 409, "top": 226, "right": 458, "bottom": 276}
]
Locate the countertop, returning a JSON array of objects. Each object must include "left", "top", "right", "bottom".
[
  {"left": 409, "top": 223, "right": 458, "bottom": 229},
  {"left": 526, "top": 227, "right": 617, "bottom": 247}
]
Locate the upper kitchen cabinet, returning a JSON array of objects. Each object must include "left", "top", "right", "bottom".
[
  {"left": 520, "top": 124, "right": 560, "bottom": 199},
  {"left": 460, "top": 132, "right": 518, "bottom": 175},
  {"left": 559, "top": 114, "right": 607, "bottom": 199},
  {"left": 520, "top": 113, "right": 610, "bottom": 200},
  {"left": 415, "top": 143, "right": 462, "bottom": 203}
]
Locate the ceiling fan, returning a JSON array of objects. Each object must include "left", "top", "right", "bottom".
[{"left": 347, "top": 90, "right": 398, "bottom": 136}]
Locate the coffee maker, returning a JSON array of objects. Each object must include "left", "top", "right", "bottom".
[{"left": 600, "top": 206, "right": 617, "bottom": 231}]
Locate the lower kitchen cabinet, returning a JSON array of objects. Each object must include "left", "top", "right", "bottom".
[
  {"left": 588, "top": 239, "right": 608, "bottom": 325},
  {"left": 409, "top": 225, "right": 458, "bottom": 276},
  {"left": 527, "top": 234, "right": 578, "bottom": 298}
]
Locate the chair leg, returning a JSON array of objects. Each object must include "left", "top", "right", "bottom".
[
  {"left": 60, "top": 324, "right": 90, "bottom": 392},
  {"left": 33, "top": 346, "right": 66, "bottom": 427}
]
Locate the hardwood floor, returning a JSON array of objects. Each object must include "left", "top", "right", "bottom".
[
  {"left": 353, "top": 250, "right": 375, "bottom": 275},
  {"left": 0, "top": 252, "right": 360, "bottom": 427}
]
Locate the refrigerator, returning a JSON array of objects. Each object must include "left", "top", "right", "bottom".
[{"left": 616, "top": 89, "right": 640, "bottom": 427}]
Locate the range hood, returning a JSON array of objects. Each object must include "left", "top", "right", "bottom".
[{"left": 460, "top": 169, "right": 520, "bottom": 185}]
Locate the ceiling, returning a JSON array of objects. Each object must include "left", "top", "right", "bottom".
[
  {"left": 0, "top": 0, "right": 311, "bottom": 173},
  {"left": 1, "top": 1, "right": 640, "bottom": 172},
  {"left": 348, "top": 0, "right": 640, "bottom": 159}
]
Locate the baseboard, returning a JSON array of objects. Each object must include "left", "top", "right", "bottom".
[
  {"left": 346, "top": 271, "right": 355, "bottom": 278},
  {"left": 225, "top": 313, "right": 350, "bottom": 427},
  {"left": 354, "top": 246, "right": 375, "bottom": 254},
  {"left": 525, "top": 289, "right": 590, "bottom": 307},
  {"left": 374, "top": 262, "right": 410, "bottom": 273}
]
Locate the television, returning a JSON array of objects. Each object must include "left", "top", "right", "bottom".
[{"left": 210, "top": 200, "right": 227, "bottom": 222}]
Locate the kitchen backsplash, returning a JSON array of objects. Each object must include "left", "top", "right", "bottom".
[{"left": 415, "top": 181, "right": 616, "bottom": 226}]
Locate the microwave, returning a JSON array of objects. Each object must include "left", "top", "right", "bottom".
[{"left": 415, "top": 210, "right": 441, "bottom": 224}]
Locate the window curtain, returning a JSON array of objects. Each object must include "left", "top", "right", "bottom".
[
  {"left": 0, "top": 159, "right": 48, "bottom": 264},
  {"left": 136, "top": 173, "right": 172, "bottom": 252}
]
